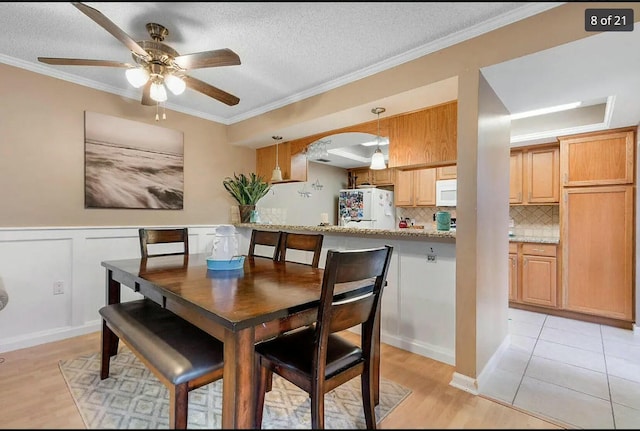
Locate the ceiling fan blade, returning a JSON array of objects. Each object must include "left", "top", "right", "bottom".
[
  {"left": 38, "top": 57, "right": 134, "bottom": 68},
  {"left": 72, "top": 2, "right": 150, "bottom": 60},
  {"left": 141, "top": 81, "right": 154, "bottom": 106},
  {"left": 173, "top": 49, "right": 241, "bottom": 70},
  {"left": 183, "top": 75, "right": 240, "bottom": 106}
]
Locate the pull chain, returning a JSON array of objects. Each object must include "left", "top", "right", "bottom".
[{"left": 155, "top": 101, "right": 159, "bottom": 121}]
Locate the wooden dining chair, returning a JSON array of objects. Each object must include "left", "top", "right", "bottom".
[
  {"left": 139, "top": 228, "right": 189, "bottom": 258},
  {"left": 278, "top": 232, "right": 324, "bottom": 268},
  {"left": 254, "top": 245, "right": 394, "bottom": 429},
  {"left": 248, "top": 229, "right": 283, "bottom": 260}
]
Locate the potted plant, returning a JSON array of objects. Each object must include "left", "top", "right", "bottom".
[{"left": 222, "top": 172, "right": 271, "bottom": 223}]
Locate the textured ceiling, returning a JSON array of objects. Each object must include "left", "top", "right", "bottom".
[{"left": 0, "top": 2, "right": 558, "bottom": 125}]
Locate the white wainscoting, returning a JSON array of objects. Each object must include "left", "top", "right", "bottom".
[
  {"left": 0, "top": 225, "right": 219, "bottom": 353},
  {"left": 1, "top": 225, "right": 456, "bottom": 366}
]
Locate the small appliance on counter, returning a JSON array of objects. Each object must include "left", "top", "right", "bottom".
[
  {"left": 338, "top": 187, "right": 395, "bottom": 229},
  {"left": 435, "top": 211, "right": 451, "bottom": 231}
]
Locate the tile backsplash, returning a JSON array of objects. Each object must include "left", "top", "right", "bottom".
[
  {"left": 396, "top": 205, "right": 559, "bottom": 238},
  {"left": 396, "top": 207, "right": 457, "bottom": 228},
  {"left": 509, "top": 205, "right": 559, "bottom": 237}
]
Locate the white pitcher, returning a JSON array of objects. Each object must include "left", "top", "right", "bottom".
[{"left": 211, "top": 224, "right": 238, "bottom": 260}]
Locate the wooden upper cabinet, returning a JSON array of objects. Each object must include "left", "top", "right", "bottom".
[
  {"left": 388, "top": 101, "right": 457, "bottom": 169},
  {"left": 510, "top": 151, "right": 524, "bottom": 204},
  {"left": 371, "top": 167, "right": 395, "bottom": 185},
  {"left": 436, "top": 165, "right": 457, "bottom": 180},
  {"left": 394, "top": 168, "right": 436, "bottom": 207},
  {"left": 256, "top": 142, "right": 307, "bottom": 184},
  {"left": 394, "top": 170, "right": 413, "bottom": 206},
  {"left": 349, "top": 167, "right": 371, "bottom": 186},
  {"left": 559, "top": 127, "right": 636, "bottom": 186},
  {"left": 527, "top": 145, "right": 559, "bottom": 203},
  {"left": 510, "top": 144, "right": 559, "bottom": 205}
]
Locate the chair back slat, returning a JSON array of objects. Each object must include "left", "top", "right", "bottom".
[
  {"left": 314, "top": 245, "right": 393, "bottom": 368},
  {"left": 329, "top": 293, "right": 375, "bottom": 333},
  {"left": 139, "top": 228, "right": 189, "bottom": 258},
  {"left": 248, "top": 230, "right": 282, "bottom": 260},
  {"left": 279, "top": 232, "right": 324, "bottom": 268}
]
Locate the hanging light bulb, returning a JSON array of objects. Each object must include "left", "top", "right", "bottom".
[
  {"left": 165, "top": 74, "right": 186, "bottom": 95},
  {"left": 369, "top": 107, "right": 387, "bottom": 170},
  {"left": 271, "top": 135, "right": 283, "bottom": 182},
  {"left": 150, "top": 81, "right": 168, "bottom": 102},
  {"left": 125, "top": 67, "right": 150, "bottom": 88}
]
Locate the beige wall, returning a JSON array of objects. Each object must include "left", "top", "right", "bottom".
[{"left": 0, "top": 63, "right": 255, "bottom": 227}]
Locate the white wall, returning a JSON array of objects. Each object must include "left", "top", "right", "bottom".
[
  {"left": 257, "top": 162, "right": 348, "bottom": 226},
  {"left": 0, "top": 225, "right": 219, "bottom": 353}
]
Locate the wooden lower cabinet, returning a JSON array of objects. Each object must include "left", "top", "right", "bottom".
[
  {"left": 508, "top": 244, "right": 518, "bottom": 302},
  {"left": 521, "top": 244, "right": 557, "bottom": 307},
  {"left": 510, "top": 242, "right": 558, "bottom": 309}
]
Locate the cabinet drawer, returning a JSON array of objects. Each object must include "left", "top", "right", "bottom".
[
  {"left": 509, "top": 243, "right": 518, "bottom": 253},
  {"left": 522, "top": 243, "right": 556, "bottom": 257}
]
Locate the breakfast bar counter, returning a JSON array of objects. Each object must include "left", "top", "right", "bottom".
[
  {"left": 234, "top": 223, "right": 559, "bottom": 244},
  {"left": 235, "top": 223, "right": 456, "bottom": 240}
]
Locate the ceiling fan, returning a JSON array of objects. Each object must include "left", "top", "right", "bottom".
[{"left": 38, "top": 2, "right": 240, "bottom": 108}]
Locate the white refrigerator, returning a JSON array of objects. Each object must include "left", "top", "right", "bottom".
[{"left": 338, "top": 187, "right": 396, "bottom": 229}]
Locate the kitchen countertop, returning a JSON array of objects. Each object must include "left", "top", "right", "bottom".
[
  {"left": 234, "top": 223, "right": 560, "bottom": 244},
  {"left": 509, "top": 235, "right": 559, "bottom": 244},
  {"left": 234, "top": 223, "right": 456, "bottom": 239}
]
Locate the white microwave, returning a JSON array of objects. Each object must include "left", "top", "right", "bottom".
[{"left": 435, "top": 179, "right": 457, "bottom": 207}]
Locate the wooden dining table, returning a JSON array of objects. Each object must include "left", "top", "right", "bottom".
[{"left": 101, "top": 253, "right": 381, "bottom": 429}]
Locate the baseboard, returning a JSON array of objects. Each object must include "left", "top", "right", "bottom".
[
  {"left": 477, "top": 333, "right": 511, "bottom": 392},
  {"left": 0, "top": 320, "right": 101, "bottom": 354},
  {"left": 450, "top": 372, "right": 478, "bottom": 395},
  {"left": 380, "top": 332, "right": 455, "bottom": 366}
]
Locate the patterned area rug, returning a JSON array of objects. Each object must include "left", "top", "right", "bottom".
[{"left": 59, "top": 348, "right": 411, "bottom": 429}]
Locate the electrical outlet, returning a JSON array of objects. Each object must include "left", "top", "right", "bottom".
[
  {"left": 427, "top": 254, "right": 437, "bottom": 263},
  {"left": 53, "top": 281, "right": 64, "bottom": 295}
]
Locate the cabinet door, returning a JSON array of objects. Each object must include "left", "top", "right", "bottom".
[
  {"left": 351, "top": 168, "right": 371, "bottom": 186},
  {"left": 560, "top": 128, "right": 635, "bottom": 186},
  {"left": 371, "top": 168, "right": 394, "bottom": 185},
  {"left": 436, "top": 165, "right": 457, "bottom": 180},
  {"left": 509, "top": 151, "right": 523, "bottom": 204},
  {"left": 414, "top": 168, "right": 436, "bottom": 206},
  {"left": 522, "top": 255, "right": 557, "bottom": 307},
  {"left": 562, "top": 185, "right": 634, "bottom": 320},
  {"left": 527, "top": 146, "right": 559, "bottom": 203},
  {"left": 394, "top": 170, "right": 414, "bottom": 206},
  {"left": 509, "top": 253, "right": 518, "bottom": 302},
  {"left": 256, "top": 142, "right": 307, "bottom": 183},
  {"left": 388, "top": 101, "right": 457, "bottom": 168}
]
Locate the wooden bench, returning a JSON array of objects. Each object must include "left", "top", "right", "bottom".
[{"left": 99, "top": 298, "right": 224, "bottom": 429}]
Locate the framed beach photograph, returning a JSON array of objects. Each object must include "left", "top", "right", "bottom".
[{"left": 84, "top": 111, "right": 184, "bottom": 209}]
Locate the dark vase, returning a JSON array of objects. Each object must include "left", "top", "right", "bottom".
[{"left": 239, "top": 204, "right": 255, "bottom": 223}]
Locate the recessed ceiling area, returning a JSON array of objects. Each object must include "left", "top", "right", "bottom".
[{"left": 482, "top": 28, "right": 640, "bottom": 147}]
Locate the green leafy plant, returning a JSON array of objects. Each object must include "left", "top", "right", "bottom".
[{"left": 222, "top": 172, "right": 271, "bottom": 205}]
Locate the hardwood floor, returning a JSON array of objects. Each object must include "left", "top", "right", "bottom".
[{"left": 0, "top": 331, "right": 562, "bottom": 429}]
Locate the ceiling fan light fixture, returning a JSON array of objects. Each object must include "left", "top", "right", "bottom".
[
  {"left": 125, "top": 67, "right": 150, "bottom": 88},
  {"left": 165, "top": 74, "right": 186, "bottom": 95},
  {"left": 150, "top": 82, "right": 167, "bottom": 102}
]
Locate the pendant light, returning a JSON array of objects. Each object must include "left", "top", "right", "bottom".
[
  {"left": 370, "top": 107, "right": 387, "bottom": 170},
  {"left": 271, "top": 135, "right": 283, "bottom": 182}
]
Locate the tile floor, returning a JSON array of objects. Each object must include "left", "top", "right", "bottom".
[{"left": 480, "top": 308, "right": 640, "bottom": 429}]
